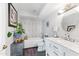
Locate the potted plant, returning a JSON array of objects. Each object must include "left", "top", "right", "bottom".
[{"left": 14, "top": 23, "right": 25, "bottom": 39}]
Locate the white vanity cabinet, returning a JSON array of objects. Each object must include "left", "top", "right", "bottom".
[
  {"left": 45, "top": 39, "right": 79, "bottom": 56},
  {"left": 45, "top": 39, "right": 63, "bottom": 56}
]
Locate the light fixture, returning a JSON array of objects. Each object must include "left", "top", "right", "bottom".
[
  {"left": 58, "top": 3, "right": 78, "bottom": 15},
  {"left": 58, "top": 9, "right": 65, "bottom": 15}
]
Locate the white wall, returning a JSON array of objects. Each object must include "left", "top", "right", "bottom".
[
  {"left": 39, "top": 3, "right": 64, "bottom": 37},
  {"left": 0, "top": 4, "right": 7, "bottom": 55},
  {"left": 42, "top": 9, "right": 61, "bottom": 37},
  {"left": 0, "top": 3, "right": 15, "bottom": 56},
  {"left": 20, "top": 17, "right": 42, "bottom": 38}
]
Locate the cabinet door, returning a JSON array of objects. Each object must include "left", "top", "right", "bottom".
[
  {"left": 49, "top": 41, "right": 64, "bottom": 56},
  {"left": 11, "top": 43, "right": 24, "bottom": 56},
  {"left": 45, "top": 39, "right": 54, "bottom": 56},
  {"left": 45, "top": 40, "right": 63, "bottom": 56},
  {"left": 45, "top": 39, "right": 51, "bottom": 51},
  {"left": 15, "top": 43, "right": 24, "bottom": 56}
]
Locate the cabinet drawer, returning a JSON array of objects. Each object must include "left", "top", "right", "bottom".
[
  {"left": 48, "top": 49, "right": 63, "bottom": 56},
  {"left": 50, "top": 41, "right": 61, "bottom": 51}
]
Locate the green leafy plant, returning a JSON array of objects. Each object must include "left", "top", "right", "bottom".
[
  {"left": 16, "top": 23, "right": 25, "bottom": 34},
  {"left": 7, "top": 32, "right": 12, "bottom": 37},
  {"left": 7, "top": 23, "right": 25, "bottom": 38}
]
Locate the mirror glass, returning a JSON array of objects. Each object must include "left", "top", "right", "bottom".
[{"left": 61, "top": 11, "right": 79, "bottom": 32}]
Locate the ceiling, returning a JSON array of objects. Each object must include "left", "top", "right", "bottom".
[
  {"left": 13, "top": 3, "right": 46, "bottom": 17},
  {"left": 12, "top": 3, "right": 60, "bottom": 20},
  {"left": 12, "top": 3, "right": 79, "bottom": 20}
]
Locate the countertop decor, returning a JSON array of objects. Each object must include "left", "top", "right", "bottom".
[
  {"left": 14, "top": 23, "right": 25, "bottom": 39},
  {"left": 7, "top": 32, "right": 12, "bottom": 38}
]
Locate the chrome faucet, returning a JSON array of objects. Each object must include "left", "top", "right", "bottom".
[
  {"left": 64, "top": 33, "right": 70, "bottom": 41},
  {"left": 64, "top": 33, "right": 75, "bottom": 42}
]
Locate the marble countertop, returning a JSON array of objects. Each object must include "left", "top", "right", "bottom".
[
  {"left": 24, "top": 38, "right": 43, "bottom": 48},
  {"left": 45, "top": 37, "right": 79, "bottom": 54}
]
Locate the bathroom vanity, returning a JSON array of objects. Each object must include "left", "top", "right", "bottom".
[
  {"left": 43, "top": 6, "right": 79, "bottom": 56},
  {"left": 45, "top": 37, "right": 79, "bottom": 56}
]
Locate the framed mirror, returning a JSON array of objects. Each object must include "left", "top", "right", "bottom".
[{"left": 61, "top": 10, "right": 79, "bottom": 32}]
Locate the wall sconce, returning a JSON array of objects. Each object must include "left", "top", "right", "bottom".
[{"left": 46, "top": 21, "right": 49, "bottom": 27}]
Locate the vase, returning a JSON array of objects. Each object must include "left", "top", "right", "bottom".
[{"left": 14, "top": 32, "right": 22, "bottom": 39}]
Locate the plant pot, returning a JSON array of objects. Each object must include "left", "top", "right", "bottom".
[{"left": 14, "top": 32, "right": 22, "bottom": 39}]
